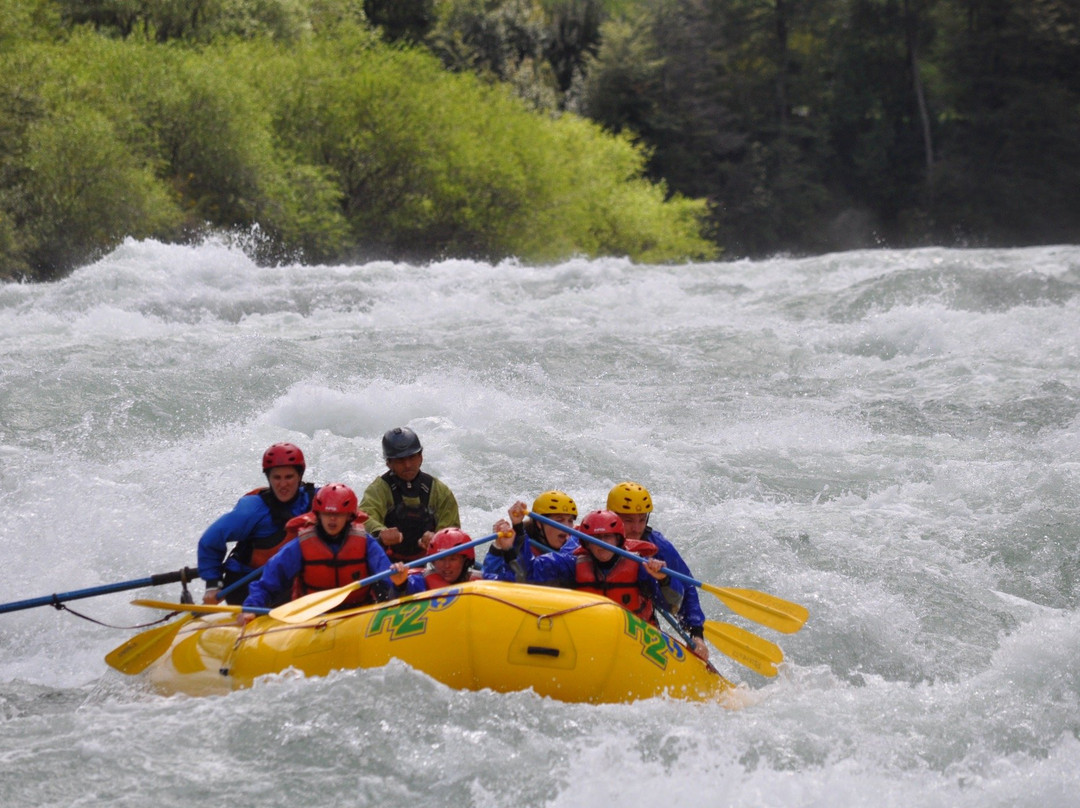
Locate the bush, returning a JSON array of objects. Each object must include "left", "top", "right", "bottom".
[
  {"left": 0, "top": 19, "right": 715, "bottom": 277},
  {"left": 239, "top": 31, "right": 715, "bottom": 261}
]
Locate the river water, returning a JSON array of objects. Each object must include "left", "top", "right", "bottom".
[{"left": 1, "top": 240, "right": 1078, "bottom": 806}]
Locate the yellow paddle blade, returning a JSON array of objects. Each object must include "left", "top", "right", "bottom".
[
  {"left": 268, "top": 582, "right": 360, "bottom": 624},
  {"left": 104, "top": 614, "right": 194, "bottom": 675},
  {"left": 131, "top": 598, "right": 241, "bottom": 615},
  {"left": 700, "top": 584, "right": 809, "bottom": 634},
  {"left": 702, "top": 620, "right": 783, "bottom": 678}
]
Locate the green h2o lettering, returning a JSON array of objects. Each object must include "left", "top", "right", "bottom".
[{"left": 366, "top": 589, "right": 461, "bottom": 640}]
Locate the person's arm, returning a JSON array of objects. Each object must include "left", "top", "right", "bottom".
[
  {"left": 640, "top": 559, "right": 684, "bottom": 613},
  {"left": 505, "top": 522, "right": 532, "bottom": 582},
  {"left": 365, "top": 536, "right": 398, "bottom": 602},
  {"left": 481, "top": 525, "right": 518, "bottom": 581},
  {"left": 357, "top": 478, "right": 393, "bottom": 536},
  {"left": 481, "top": 504, "right": 527, "bottom": 581},
  {"left": 650, "top": 532, "right": 707, "bottom": 634},
  {"left": 197, "top": 496, "right": 263, "bottom": 602},
  {"left": 481, "top": 551, "right": 515, "bottom": 581},
  {"left": 396, "top": 569, "right": 428, "bottom": 596},
  {"left": 242, "top": 540, "right": 302, "bottom": 612}
]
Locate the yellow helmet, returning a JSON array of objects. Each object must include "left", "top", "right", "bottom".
[
  {"left": 606, "top": 481, "right": 653, "bottom": 514},
  {"left": 531, "top": 490, "right": 578, "bottom": 517}
]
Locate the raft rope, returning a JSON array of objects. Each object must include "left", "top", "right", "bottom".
[
  {"left": 47, "top": 574, "right": 195, "bottom": 631},
  {"left": 232, "top": 588, "right": 624, "bottom": 644},
  {"left": 48, "top": 598, "right": 175, "bottom": 630}
]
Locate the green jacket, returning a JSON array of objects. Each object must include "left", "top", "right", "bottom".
[{"left": 359, "top": 471, "right": 460, "bottom": 553}]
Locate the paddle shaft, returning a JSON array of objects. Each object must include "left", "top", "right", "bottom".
[
  {"left": 322, "top": 532, "right": 503, "bottom": 597},
  {"left": 215, "top": 566, "right": 263, "bottom": 602},
  {"left": 654, "top": 603, "right": 722, "bottom": 674},
  {"left": 131, "top": 599, "right": 263, "bottom": 615},
  {"left": 0, "top": 566, "right": 199, "bottom": 615}
]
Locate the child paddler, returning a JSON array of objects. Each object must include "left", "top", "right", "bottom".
[
  {"left": 481, "top": 491, "right": 580, "bottom": 582},
  {"left": 390, "top": 527, "right": 484, "bottom": 595},
  {"left": 239, "top": 483, "right": 395, "bottom": 623}
]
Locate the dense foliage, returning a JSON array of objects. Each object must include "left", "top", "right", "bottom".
[
  {"left": 0, "top": 0, "right": 714, "bottom": 279},
  {"left": 418, "top": 0, "right": 1080, "bottom": 256},
  {"left": 2, "top": 0, "right": 1077, "bottom": 279}
]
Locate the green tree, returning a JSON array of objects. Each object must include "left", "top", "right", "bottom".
[
  {"left": 55, "top": 0, "right": 324, "bottom": 42},
  {"left": 1, "top": 19, "right": 716, "bottom": 277},
  {"left": 929, "top": 0, "right": 1080, "bottom": 244}
]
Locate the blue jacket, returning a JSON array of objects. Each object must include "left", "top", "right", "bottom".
[
  {"left": 197, "top": 486, "right": 318, "bottom": 583},
  {"left": 242, "top": 532, "right": 394, "bottom": 610},
  {"left": 481, "top": 522, "right": 578, "bottom": 582},
  {"left": 644, "top": 527, "right": 706, "bottom": 636}
]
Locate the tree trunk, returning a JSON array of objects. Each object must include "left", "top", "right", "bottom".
[
  {"left": 774, "top": 0, "right": 790, "bottom": 129},
  {"left": 904, "top": 0, "right": 934, "bottom": 175}
]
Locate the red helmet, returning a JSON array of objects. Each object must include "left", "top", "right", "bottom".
[
  {"left": 427, "top": 527, "right": 475, "bottom": 562},
  {"left": 312, "top": 483, "right": 357, "bottom": 516},
  {"left": 577, "top": 510, "right": 626, "bottom": 545},
  {"left": 262, "top": 442, "right": 306, "bottom": 475}
]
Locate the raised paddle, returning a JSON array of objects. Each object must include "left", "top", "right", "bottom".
[
  {"left": 0, "top": 566, "right": 199, "bottom": 615},
  {"left": 268, "top": 531, "right": 505, "bottom": 624},
  {"left": 529, "top": 512, "right": 809, "bottom": 634}
]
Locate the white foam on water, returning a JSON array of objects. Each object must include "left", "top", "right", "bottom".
[{"left": 2, "top": 240, "right": 1079, "bottom": 806}]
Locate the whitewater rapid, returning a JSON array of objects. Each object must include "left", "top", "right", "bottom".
[{"left": 1, "top": 240, "right": 1079, "bottom": 807}]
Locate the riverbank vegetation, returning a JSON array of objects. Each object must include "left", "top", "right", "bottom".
[
  {"left": 0, "top": 0, "right": 715, "bottom": 279},
  {"left": 2, "top": 0, "right": 1078, "bottom": 280},
  {"left": 412, "top": 0, "right": 1080, "bottom": 258}
]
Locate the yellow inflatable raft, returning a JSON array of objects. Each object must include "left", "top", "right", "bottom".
[{"left": 143, "top": 580, "right": 735, "bottom": 703}]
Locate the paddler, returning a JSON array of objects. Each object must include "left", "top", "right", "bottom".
[
  {"left": 197, "top": 442, "right": 318, "bottom": 605},
  {"left": 606, "top": 481, "right": 710, "bottom": 660},
  {"left": 489, "top": 509, "right": 683, "bottom": 627},
  {"left": 482, "top": 491, "right": 580, "bottom": 582},
  {"left": 390, "top": 527, "right": 484, "bottom": 595},
  {"left": 359, "top": 427, "right": 461, "bottom": 563},
  {"left": 239, "top": 483, "right": 395, "bottom": 623}
]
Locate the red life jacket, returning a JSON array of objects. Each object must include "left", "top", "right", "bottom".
[
  {"left": 270, "top": 509, "right": 370, "bottom": 562},
  {"left": 573, "top": 539, "right": 658, "bottom": 624},
  {"left": 292, "top": 523, "right": 374, "bottom": 608},
  {"left": 250, "top": 506, "right": 305, "bottom": 567}
]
